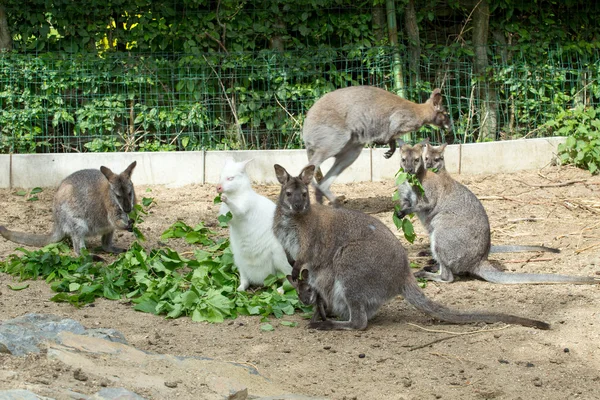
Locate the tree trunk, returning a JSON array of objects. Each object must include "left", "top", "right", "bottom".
[
  {"left": 404, "top": 0, "right": 420, "bottom": 85},
  {"left": 372, "top": 5, "right": 385, "bottom": 43},
  {"left": 0, "top": 3, "right": 12, "bottom": 51},
  {"left": 385, "top": 0, "right": 405, "bottom": 97},
  {"left": 472, "top": 0, "right": 497, "bottom": 141}
]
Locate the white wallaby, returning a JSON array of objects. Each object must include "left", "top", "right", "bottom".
[{"left": 216, "top": 158, "right": 292, "bottom": 291}]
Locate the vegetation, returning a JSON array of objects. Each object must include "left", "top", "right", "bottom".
[
  {"left": 0, "top": 198, "right": 311, "bottom": 326},
  {"left": 0, "top": 0, "right": 598, "bottom": 168}
]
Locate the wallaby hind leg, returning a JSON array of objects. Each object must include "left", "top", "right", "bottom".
[
  {"left": 306, "top": 147, "right": 324, "bottom": 183},
  {"left": 414, "top": 263, "right": 455, "bottom": 283},
  {"left": 317, "top": 144, "right": 364, "bottom": 206},
  {"left": 101, "top": 231, "right": 126, "bottom": 254},
  {"left": 308, "top": 301, "right": 368, "bottom": 330}
]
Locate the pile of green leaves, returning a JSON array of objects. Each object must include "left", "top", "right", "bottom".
[
  {"left": 545, "top": 105, "right": 600, "bottom": 174},
  {"left": 0, "top": 213, "right": 310, "bottom": 325},
  {"left": 392, "top": 169, "right": 424, "bottom": 243}
]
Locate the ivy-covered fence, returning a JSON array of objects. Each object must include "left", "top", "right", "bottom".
[{"left": 1, "top": 45, "right": 599, "bottom": 154}]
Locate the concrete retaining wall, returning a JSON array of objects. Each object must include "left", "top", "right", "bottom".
[{"left": 0, "top": 137, "right": 565, "bottom": 188}]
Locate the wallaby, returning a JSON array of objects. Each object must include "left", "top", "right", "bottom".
[
  {"left": 303, "top": 86, "right": 452, "bottom": 205},
  {"left": 286, "top": 269, "right": 328, "bottom": 322},
  {"left": 216, "top": 158, "right": 292, "bottom": 291},
  {"left": 0, "top": 162, "right": 137, "bottom": 256},
  {"left": 421, "top": 142, "right": 560, "bottom": 254},
  {"left": 397, "top": 144, "right": 599, "bottom": 284},
  {"left": 272, "top": 164, "right": 549, "bottom": 331}
]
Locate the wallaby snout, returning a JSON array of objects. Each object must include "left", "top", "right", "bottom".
[{"left": 216, "top": 184, "right": 223, "bottom": 193}]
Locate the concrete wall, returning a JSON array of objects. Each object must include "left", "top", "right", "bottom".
[{"left": 0, "top": 137, "right": 565, "bottom": 188}]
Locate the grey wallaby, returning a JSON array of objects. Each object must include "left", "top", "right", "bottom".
[
  {"left": 286, "top": 269, "right": 328, "bottom": 323},
  {"left": 0, "top": 162, "right": 137, "bottom": 255},
  {"left": 397, "top": 144, "right": 599, "bottom": 284},
  {"left": 273, "top": 163, "right": 549, "bottom": 330},
  {"left": 421, "top": 141, "right": 560, "bottom": 254},
  {"left": 303, "top": 86, "right": 452, "bottom": 205}
]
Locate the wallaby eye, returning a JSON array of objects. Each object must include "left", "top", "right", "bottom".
[
  {"left": 302, "top": 192, "right": 307, "bottom": 198},
  {"left": 286, "top": 191, "right": 292, "bottom": 197},
  {"left": 401, "top": 158, "right": 405, "bottom": 163},
  {"left": 226, "top": 176, "right": 234, "bottom": 181},
  {"left": 425, "top": 156, "right": 430, "bottom": 160}
]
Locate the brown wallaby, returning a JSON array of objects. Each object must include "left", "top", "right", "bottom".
[
  {"left": 273, "top": 163, "right": 549, "bottom": 330},
  {"left": 397, "top": 144, "right": 599, "bottom": 284},
  {"left": 421, "top": 142, "right": 560, "bottom": 255},
  {"left": 0, "top": 162, "right": 137, "bottom": 256},
  {"left": 286, "top": 269, "right": 328, "bottom": 322},
  {"left": 302, "top": 86, "right": 452, "bottom": 205}
]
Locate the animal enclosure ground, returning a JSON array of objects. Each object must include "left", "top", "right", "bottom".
[{"left": 1, "top": 165, "right": 599, "bottom": 399}]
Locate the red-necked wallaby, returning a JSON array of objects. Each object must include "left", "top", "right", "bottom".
[
  {"left": 273, "top": 164, "right": 549, "bottom": 330},
  {"left": 286, "top": 269, "right": 328, "bottom": 323},
  {"left": 398, "top": 144, "right": 598, "bottom": 284},
  {"left": 420, "top": 142, "right": 560, "bottom": 255},
  {"left": 0, "top": 162, "right": 137, "bottom": 255},
  {"left": 303, "top": 86, "right": 452, "bottom": 205}
]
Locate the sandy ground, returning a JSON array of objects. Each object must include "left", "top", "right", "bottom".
[{"left": 1, "top": 165, "right": 600, "bottom": 399}]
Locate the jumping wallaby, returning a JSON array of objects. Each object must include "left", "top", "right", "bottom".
[
  {"left": 272, "top": 164, "right": 549, "bottom": 330},
  {"left": 397, "top": 144, "right": 599, "bottom": 284},
  {"left": 420, "top": 142, "right": 560, "bottom": 254},
  {"left": 286, "top": 269, "right": 328, "bottom": 322},
  {"left": 216, "top": 158, "right": 292, "bottom": 291},
  {"left": 0, "top": 162, "right": 137, "bottom": 256},
  {"left": 303, "top": 86, "right": 452, "bottom": 205}
]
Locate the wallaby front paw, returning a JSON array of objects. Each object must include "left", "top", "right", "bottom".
[
  {"left": 383, "top": 150, "right": 394, "bottom": 159},
  {"left": 107, "top": 246, "right": 127, "bottom": 254},
  {"left": 221, "top": 194, "right": 229, "bottom": 204},
  {"left": 395, "top": 209, "right": 407, "bottom": 219}
]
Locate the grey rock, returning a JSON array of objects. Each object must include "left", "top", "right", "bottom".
[
  {"left": 0, "top": 389, "right": 54, "bottom": 400},
  {"left": 0, "top": 313, "right": 85, "bottom": 356},
  {"left": 84, "top": 329, "right": 128, "bottom": 345},
  {"left": 90, "top": 388, "right": 147, "bottom": 400}
]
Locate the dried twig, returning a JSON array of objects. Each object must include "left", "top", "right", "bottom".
[
  {"left": 408, "top": 323, "right": 510, "bottom": 351},
  {"left": 575, "top": 242, "right": 600, "bottom": 254},
  {"left": 507, "top": 217, "right": 544, "bottom": 223},
  {"left": 503, "top": 257, "right": 553, "bottom": 264},
  {"left": 516, "top": 179, "right": 587, "bottom": 188}
]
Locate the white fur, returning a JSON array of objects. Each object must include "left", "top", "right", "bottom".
[{"left": 218, "top": 158, "right": 292, "bottom": 291}]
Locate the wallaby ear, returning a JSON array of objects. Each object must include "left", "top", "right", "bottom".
[
  {"left": 397, "top": 139, "right": 406, "bottom": 148},
  {"left": 439, "top": 143, "right": 448, "bottom": 151},
  {"left": 420, "top": 137, "right": 430, "bottom": 145},
  {"left": 300, "top": 268, "right": 309, "bottom": 281},
  {"left": 299, "top": 165, "right": 316, "bottom": 185},
  {"left": 274, "top": 164, "right": 290, "bottom": 184},
  {"left": 122, "top": 161, "right": 137, "bottom": 179},
  {"left": 430, "top": 88, "right": 443, "bottom": 108},
  {"left": 414, "top": 143, "right": 424, "bottom": 154},
  {"left": 100, "top": 166, "right": 115, "bottom": 180},
  {"left": 241, "top": 158, "right": 253, "bottom": 170}
]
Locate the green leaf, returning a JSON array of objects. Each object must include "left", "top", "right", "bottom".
[
  {"left": 7, "top": 283, "right": 29, "bottom": 291},
  {"left": 280, "top": 321, "right": 297, "bottom": 327},
  {"left": 260, "top": 323, "right": 275, "bottom": 331}
]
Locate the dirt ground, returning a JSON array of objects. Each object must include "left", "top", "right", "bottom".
[{"left": 1, "top": 165, "right": 599, "bottom": 400}]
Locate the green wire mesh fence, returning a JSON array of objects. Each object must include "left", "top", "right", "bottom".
[{"left": 1, "top": 45, "right": 599, "bottom": 153}]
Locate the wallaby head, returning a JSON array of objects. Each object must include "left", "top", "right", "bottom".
[
  {"left": 274, "top": 164, "right": 315, "bottom": 215},
  {"left": 400, "top": 143, "right": 425, "bottom": 175},
  {"left": 286, "top": 269, "right": 317, "bottom": 306},
  {"left": 216, "top": 158, "right": 253, "bottom": 194},
  {"left": 426, "top": 89, "right": 452, "bottom": 131},
  {"left": 100, "top": 161, "right": 137, "bottom": 214},
  {"left": 423, "top": 143, "right": 447, "bottom": 170}
]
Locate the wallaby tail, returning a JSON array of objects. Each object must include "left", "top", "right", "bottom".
[
  {"left": 474, "top": 261, "right": 600, "bottom": 285},
  {"left": 400, "top": 278, "right": 550, "bottom": 330},
  {"left": 0, "top": 225, "right": 63, "bottom": 248},
  {"left": 490, "top": 245, "right": 560, "bottom": 254}
]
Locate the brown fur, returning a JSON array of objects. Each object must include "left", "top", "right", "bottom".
[
  {"left": 0, "top": 162, "right": 137, "bottom": 255},
  {"left": 303, "top": 86, "right": 452, "bottom": 205},
  {"left": 273, "top": 163, "right": 549, "bottom": 331},
  {"left": 398, "top": 144, "right": 598, "bottom": 284}
]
